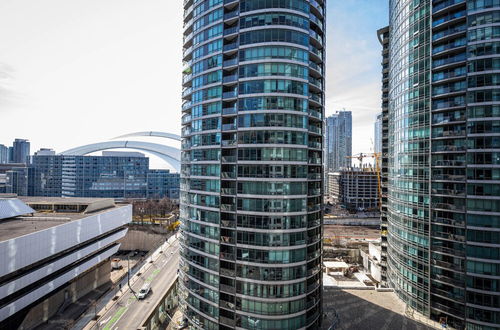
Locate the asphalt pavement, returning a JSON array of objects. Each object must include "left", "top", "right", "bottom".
[{"left": 83, "top": 238, "right": 179, "bottom": 330}]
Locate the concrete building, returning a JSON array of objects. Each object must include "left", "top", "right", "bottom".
[
  {"left": 385, "top": 1, "right": 500, "bottom": 328},
  {"left": 0, "top": 196, "right": 131, "bottom": 329},
  {"left": 180, "top": 0, "right": 325, "bottom": 328},
  {"left": 11, "top": 139, "right": 30, "bottom": 164},
  {"left": 361, "top": 243, "right": 382, "bottom": 284},
  {"left": 329, "top": 168, "right": 379, "bottom": 212}
]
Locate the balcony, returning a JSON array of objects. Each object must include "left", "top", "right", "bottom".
[
  {"left": 308, "top": 204, "right": 321, "bottom": 212},
  {"left": 219, "top": 316, "right": 236, "bottom": 327},
  {"left": 222, "top": 123, "right": 237, "bottom": 131},
  {"left": 224, "top": 26, "right": 239, "bottom": 36},
  {"left": 309, "top": 45, "right": 323, "bottom": 60},
  {"left": 220, "top": 220, "right": 236, "bottom": 228},
  {"left": 308, "top": 125, "right": 322, "bottom": 134},
  {"left": 223, "top": 42, "right": 238, "bottom": 52},
  {"left": 309, "top": 29, "right": 323, "bottom": 44},
  {"left": 309, "top": 0, "right": 324, "bottom": 16},
  {"left": 182, "top": 101, "right": 192, "bottom": 111},
  {"left": 224, "top": 10, "right": 239, "bottom": 21},
  {"left": 182, "top": 87, "right": 192, "bottom": 98},
  {"left": 223, "top": 90, "right": 237, "bottom": 99},
  {"left": 223, "top": 58, "right": 238, "bottom": 67},
  {"left": 221, "top": 140, "right": 236, "bottom": 147},
  {"left": 183, "top": 45, "right": 193, "bottom": 58},
  {"left": 309, "top": 93, "right": 323, "bottom": 105},
  {"left": 220, "top": 299, "right": 235, "bottom": 310},
  {"left": 221, "top": 188, "right": 236, "bottom": 195},
  {"left": 308, "top": 141, "right": 322, "bottom": 149},
  {"left": 182, "top": 74, "right": 193, "bottom": 84},
  {"left": 308, "top": 188, "right": 321, "bottom": 195},
  {"left": 308, "top": 158, "right": 321, "bottom": 165},
  {"left": 223, "top": 74, "right": 238, "bottom": 84},
  {"left": 309, "top": 13, "right": 323, "bottom": 30},
  {"left": 220, "top": 252, "right": 236, "bottom": 261},
  {"left": 221, "top": 171, "right": 236, "bottom": 179},
  {"left": 222, "top": 106, "right": 237, "bottom": 115},
  {"left": 308, "top": 173, "right": 321, "bottom": 180},
  {"left": 221, "top": 155, "right": 237, "bottom": 162},
  {"left": 221, "top": 204, "right": 236, "bottom": 211},
  {"left": 309, "top": 61, "right": 323, "bottom": 74}
]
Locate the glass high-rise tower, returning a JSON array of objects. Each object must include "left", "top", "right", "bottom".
[
  {"left": 386, "top": 1, "right": 500, "bottom": 329},
  {"left": 180, "top": 0, "right": 325, "bottom": 329}
]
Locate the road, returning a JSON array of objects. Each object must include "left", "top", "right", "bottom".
[{"left": 93, "top": 238, "right": 179, "bottom": 330}]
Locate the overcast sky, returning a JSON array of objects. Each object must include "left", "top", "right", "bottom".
[{"left": 0, "top": 0, "right": 389, "bottom": 170}]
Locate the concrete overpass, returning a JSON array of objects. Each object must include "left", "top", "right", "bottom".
[{"left": 80, "top": 236, "right": 180, "bottom": 330}]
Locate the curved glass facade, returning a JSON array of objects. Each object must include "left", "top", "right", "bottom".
[
  {"left": 388, "top": 1, "right": 500, "bottom": 329},
  {"left": 180, "top": 0, "right": 324, "bottom": 329}
]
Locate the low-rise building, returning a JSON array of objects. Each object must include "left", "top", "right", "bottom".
[{"left": 0, "top": 196, "right": 131, "bottom": 328}]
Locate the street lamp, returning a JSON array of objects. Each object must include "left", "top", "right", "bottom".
[{"left": 127, "top": 256, "right": 138, "bottom": 298}]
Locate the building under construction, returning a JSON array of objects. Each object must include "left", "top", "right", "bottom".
[{"left": 328, "top": 167, "right": 379, "bottom": 212}]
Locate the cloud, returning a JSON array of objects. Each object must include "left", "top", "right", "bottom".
[{"left": 0, "top": 62, "right": 16, "bottom": 107}]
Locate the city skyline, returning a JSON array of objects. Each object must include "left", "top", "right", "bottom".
[{"left": 0, "top": 0, "right": 389, "bottom": 162}]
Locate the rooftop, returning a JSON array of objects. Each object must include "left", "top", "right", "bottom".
[{"left": 0, "top": 196, "right": 124, "bottom": 242}]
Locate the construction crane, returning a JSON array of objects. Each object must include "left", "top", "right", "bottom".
[{"left": 345, "top": 153, "right": 382, "bottom": 211}]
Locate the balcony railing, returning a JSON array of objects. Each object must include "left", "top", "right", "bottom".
[
  {"left": 221, "top": 203, "right": 236, "bottom": 211},
  {"left": 224, "top": 10, "right": 239, "bottom": 20},
  {"left": 223, "top": 42, "right": 238, "bottom": 52},
  {"left": 222, "top": 107, "right": 237, "bottom": 115},
  {"left": 223, "top": 90, "right": 237, "bottom": 99},
  {"left": 221, "top": 171, "right": 236, "bottom": 179},
  {"left": 223, "top": 58, "right": 238, "bottom": 67}
]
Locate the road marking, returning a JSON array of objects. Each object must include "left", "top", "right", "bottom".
[
  {"left": 103, "top": 306, "right": 127, "bottom": 330},
  {"left": 99, "top": 316, "right": 111, "bottom": 326},
  {"left": 146, "top": 269, "right": 161, "bottom": 283}
]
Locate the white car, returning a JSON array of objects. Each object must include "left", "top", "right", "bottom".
[{"left": 137, "top": 283, "right": 151, "bottom": 300}]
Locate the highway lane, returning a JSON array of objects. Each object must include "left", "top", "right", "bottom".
[{"left": 98, "top": 239, "right": 179, "bottom": 330}]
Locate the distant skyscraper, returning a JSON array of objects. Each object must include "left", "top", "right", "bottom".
[
  {"left": 0, "top": 145, "right": 8, "bottom": 164},
  {"left": 180, "top": 0, "right": 325, "bottom": 328},
  {"left": 384, "top": 1, "right": 500, "bottom": 329},
  {"left": 11, "top": 139, "right": 30, "bottom": 164},
  {"left": 374, "top": 113, "right": 382, "bottom": 154},
  {"left": 325, "top": 111, "right": 352, "bottom": 172}
]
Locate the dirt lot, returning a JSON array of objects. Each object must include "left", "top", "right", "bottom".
[{"left": 323, "top": 225, "right": 380, "bottom": 240}]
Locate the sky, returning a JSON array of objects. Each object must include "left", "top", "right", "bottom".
[{"left": 0, "top": 0, "right": 389, "bottom": 170}]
